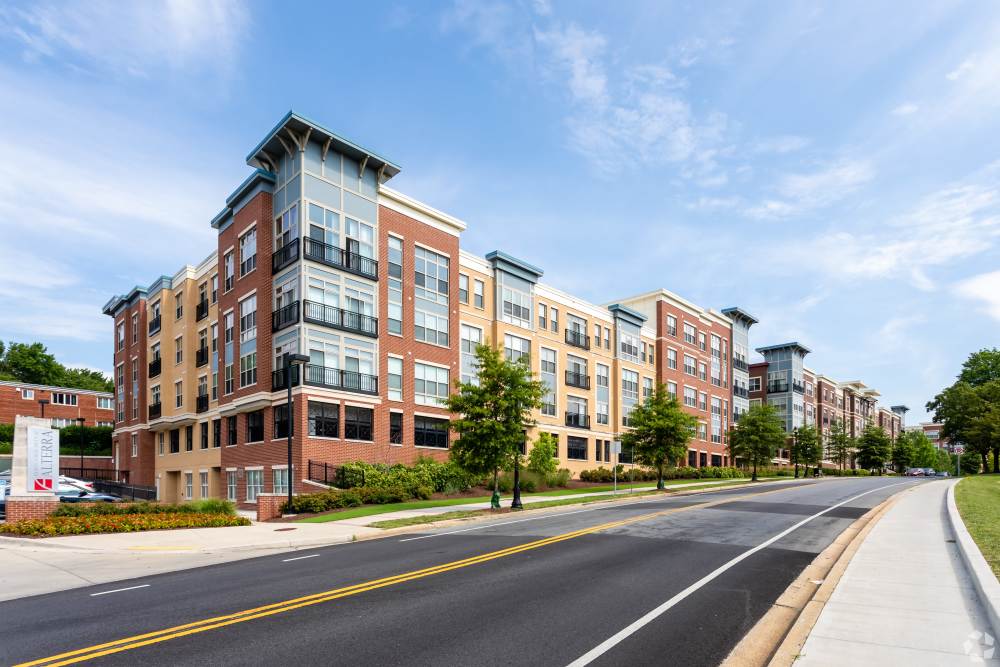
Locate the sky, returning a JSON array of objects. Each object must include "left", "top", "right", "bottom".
[{"left": 1, "top": 0, "right": 999, "bottom": 423}]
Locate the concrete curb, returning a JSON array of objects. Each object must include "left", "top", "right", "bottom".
[{"left": 946, "top": 480, "right": 1000, "bottom": 640}]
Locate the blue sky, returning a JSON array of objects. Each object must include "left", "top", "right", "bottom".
[{"left": 1, "top": 0, "right": 999, "bottom": 422}]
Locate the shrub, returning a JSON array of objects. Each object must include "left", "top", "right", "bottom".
[
  {"left": 52, "top": 500, "right": 237, "bottom": 517},
  {"left": 280, "top": 484, "right": 434, "bottom": 514},
  {"left": 334, "top": 459, "right": 477, "bottom": 495},
  {"left": 545, "top": 468, "right": 571, "bottom": 488},
  {"left": 0, "top": 441, "right": 11, "bottom": 455},
  {"left": 0, "top": 513, "right": 249, "bottom": 536}
]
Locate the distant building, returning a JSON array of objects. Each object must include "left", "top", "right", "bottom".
[{"left": 0, "top": 380, "right": 115, "bottom": 429}]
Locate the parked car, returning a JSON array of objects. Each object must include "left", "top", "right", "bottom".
[
  {"left": 57, "top": 490, "right": 118, "bottom": 503},
  {"left": 923, "top": 468, "right": 936, "bottom": 477},
  {"left": 905, "top": 468, "right": 924, "bottom": 476},
  {"left": 0, "top": 472, "right": 96, "bottom": 494},
  {"left": 935, "top": 471, "right": 951, "bottom": 477}
]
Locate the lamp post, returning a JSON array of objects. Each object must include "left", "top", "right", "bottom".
[
  {"left": 76, "top": 417, "right": 86, "bottom": 477},
  {"left": 284, "top": 353, "right": 311, "bottom": 509},
  {"left": 38, "top": 399, "right": 49, "bottom": 418}
]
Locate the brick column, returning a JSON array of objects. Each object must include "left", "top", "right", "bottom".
[
  {"left": 5, "top": 498, "right": 60, "bottom": 523},
  {"left": 256, "top": 493, "right": 286, "bottom": 522}
]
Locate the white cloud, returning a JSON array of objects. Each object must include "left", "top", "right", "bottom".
[
  {"left": 533, "top": 23, "right": 609, "bottom": 107},
  {"left": 753, "top": 135, "right": 810, "bottom": 154},
  {"left": 747, "top": 159, "right": 875, "bottom": 219},
  {"left": 685, "top": 196, "right": 741, "bottom": 211},
  {"left": 955, "top": 271, "right": 1000, "bottom": 321},
  {"left": 891, "top": 102, "right": 919, "bottom": 116},
  {"left": 946, "top": 57, "right": 975, "bottom": 81},
  {"left": 0, "top": 0, "right": 248, "bottom": 78}
]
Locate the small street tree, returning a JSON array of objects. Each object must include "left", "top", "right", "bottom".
[
  {"left": 620, "top": 385, "right": 697, "bottom": 490},
  {"left": 727, "top": 404, "right": 786, "bottom": 481},
  {"left": 856, "top": 424, "right": 892, "bottom": 473},
  {"left": 891, "top": 431, "right": 914, "bottom": 473},
  {"left": 790, "top": 425, "right": 821, "bottom": 478},
  {"left": 444, "top": 343, "right": 545, "bottom": 507},
  {"left": 527, "top": 432, "right": 559, "bottom": 476},
  {"left": 907, "top": 431, "right": 939, "bottom": 468},
  {"left": 828, "top": 419, "right": 852, "bottom": 471}
]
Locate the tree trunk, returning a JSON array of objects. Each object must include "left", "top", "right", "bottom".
[
  {"left": 982, "top": 451, "right": 989, "bottom": 474},
  {"left": 657, "top": 463, "right": 664, "bottom": 490},
  {"left": 993, "top": 447, "right": 999, "bottom": 474},
  {"left": 752, "top": 459, "right": 758, "bottom": 482}
]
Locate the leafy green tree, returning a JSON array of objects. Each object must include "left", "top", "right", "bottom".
[
  {"left": 827, "top": 419, "right": 853, "bottom": 471},
  {"left": 928, "top": 381, "right": 1000, "bottom": 474},
  {"left": 856, "top": 424, "right": 891, "bottom": 473},
  {"left": 0, "top": 341, "right": 113, "bottom": 392},
  {"left": 61, "top": 367, "right": 114, "bottom": 392},
  {"left": 790, "top": 425, "right": 821, "bottom": 477},
  {"left": 935, "top": 447, "right": 954, "bottom": 473},
  {"left": 527, "top": 432, "right": 559, "bottom": 476},
  {"left": 728, "top": 404, "right": 786, "bottom": 481},
  {"left": 444, "top": 343, "right": 545, "bottom": 504},
  {"left": 620, "top": 385, "right": 697, "bottom": 490},
  {"left": 891, "top": 431, "right": 914, "bottom": 473},
  {"left": 905, "top": 431, "right": 938, "bottom": 468},
  {"left": 961, "top": 450, "right": 982, "bottom": 475},
  {"left": 957, "top": 348, "right": 1000, "bottom": 387}
]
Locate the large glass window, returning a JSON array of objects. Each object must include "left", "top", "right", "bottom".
[
  {"left": 239, "top": 295, "right": 257, "bottom": 344},
  {"left": 596, "top": 363, "right": 609, "bottom": 425},
  {"left": 239, "top": 228, "right": 257, "bottom": 276},
  {"left": 246, "top": 410, "right": 264, "bottom": 442},
  {"left": 618, "top": 321, "right": 640, "bottom": 362},
  {"left": 308, "top": 401, "right": 339, "bottom": 437},
  {"left": 414, "top": 416, "right": 448, "bottom": 448},
  {"left": 344, "top": 406, "right": 373, "bottom": 441},
  {"left": 240, "top": 352, "right": 257, "bottom": 387},
  {"left": 414, "top": 247, "right": 449, "bottom": 346},
  {"left": 622, "top": 369, "right": 638, "bottom": 425},
  {"left": 273, "top": 468, "right": 289, "bottom": 495},
  {"left": 275, "top": 204, "right": 298, "bottom": 250},
  {"left": 388, "top": 357, "right": 403, "bottom": 401},
  {"left": 499, "top": 272, "right": 532, "bottom": 328},
  {"left": 504, "top": 333, "right": 530, "bottom": 363},
  {"left": 390, "top": 412, "right": 403, "bottom": 445},
  {"left": 460, "top": 324, "right": 482, "bottom": 385},
  {"left": 415, "top": 363, "right": 449, "bottom": 406},
  {"left": 388, "top": 237, "right": 403, "bottom": 334},
  {"left": 567, "top": 436, "right": 587, "bottom": 460},
  {"left": 540, "top": 347, "right": 556, "bottom": 416},
  {"left": 246, "top": 469, "right": 263, "bottom": 502}
]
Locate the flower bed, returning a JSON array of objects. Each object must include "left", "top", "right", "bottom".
[{"left": 0, "top": 512, "right": 249, "bottom": 537}]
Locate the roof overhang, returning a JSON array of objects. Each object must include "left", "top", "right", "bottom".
[
  {"left": 721, "top": 306, "right": 759, "bottom": 325},
  {"left": 755, "top": 341, "right": 811, "bottom": 356}
]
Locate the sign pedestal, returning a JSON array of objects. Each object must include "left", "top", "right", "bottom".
[{"left": 6, "top": 416, "right": 59, "bottom": 523}]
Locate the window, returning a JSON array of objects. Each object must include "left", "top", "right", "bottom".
[
  {"left": 200, "top": 471, "right": 209, "bottom": 498},
  {"left": 388, "top": 357, "right": 403, "bottom": 401},
  {"left": 211, "top": 274, "right": 218, "bottom": 303},
  {"left": 603, "top": 327, "right": 610, "bottom": 349},
  {"left": 684, "top": 386, "right": 697, "bottom": 408},
  {"left": 667, "top": 349, "right": 677, "bottom": 370},
  {"left": 699, "top": 392, "right": 707, "bottom": 411},
  {"left": 538, "top": 303, "right": 547, "bottom": 330},
  {"left": 414, "top": 246, "right": 449, "bottom": 346},
  {"left": 499, "top": 273, "right": 531, "bottom": 328},
  {"left": 596, "top": 363, "right": 609, "bottom": 425},
  {"left": 174, "top": 336, "right": 183, "bottom": 364},
  {"left": 473, "top": 279, "right": 484, "bottom": 309},
  {"left": 240, "top": 352, "right": 257, "bottom": 387},
  {"left": 185, "top": 473, "right": 193, "bottom": 500},
  {"left": 388, "top": 236, "right": 403, "bottom": 335},
  {"left": 540, "top": 347, "right": 556, "bottom": 416},
  {"left": 51, "top": 392, "right": 77, "bottom": 406},
  {"left": 246, "top": 469, "right": 263, "bottom": 502},
  {"left": 131, "top": 433, "right": 138, "bottom": 457},
  {"left": 414, "top": 416, "right": 448, "bottom": 448},
  {"left": 459, "top": 274, "right": 469, "bottom": 304},
  {"left": 567, "top": 436, "right": 587, "bottom": 461},
  {"left": 667, "top": 381, "right": 677, "bottom": 399},
  {"left": 698, "top": 362, "right": 707, "bottom": 381},
  {"left": 158, "top": 432, "right": 165, "bottom": 455},
  {"left": 224, "top": 310, "right": 234, "bottom": 343},
  {"left": 224, "top": 251, "right": 234, "bottom": 292},
  {"left": 622, "top": 369, "right": 638, "bottom": 424},
  {"left": 213, "top": 419, "right": 221, "bottom": 448},
  {"left": 239, "top": 228, "right": 257, "bottom": 276},
  {"left": 212, "top": 371, "right": 218, "bottom": 401},
  {"left": 131, "top": 313, "right": 138, "bottom": 344},
  {"left": 504, "top": 333, "right": 531, "bottom": 363},
  {"left": 239, "top": 295, "right": 257, "bottom": 343},
  {"left": 749, "top": 377, "right": 761, "bottom": 392},
  {"left": 175, "top": 381, "right": 183, "bottom": 408},
  {"left": 224, "top": 364, "right": 234, "bottom": 395},
  {"left": 710, "top": 335, "right": 722, "bottom": 359},
  {"left": 271, "top": 402, "right": 290, "bottom": 440},
  {"left": 97, "top": 396, "right": 114, "bottom": 409},
  {"left": 618, "top": 321, "right": 640, "bottom": 362},
  {"left": 308, "top": 401, "right": 339, "bottom": 438},
  {"left": 389, "top": 412, "right": 403, "bottom": 445},
  {"left": 273, "top": 467, "right": 289, "bottom": 495},
  {"left": 185, "top": 425, "right": 193, "bottom": 451},
  {"left": 666, "top": 315, "right": 677, "bottom": 337},
  {"left": 169, "top": 429, "right": 180, "bottom": 454},
  {"left": 643, "top": 377, "right": 654, "bottom": 399},
  {"left": 151, "top": 384, "right": 161, "bottom": 406},
  {"left": 21, "top": 388, "right": 35, "bottom": 400},
  {"left": 227, "top": 471, "right": 237, "bottom": 501},
  {"left": 415, "top": 363, "right": 449, "bottom": 406},
  {"left": 246, "top": 410, "right": 263, "bottom": 442},
  {"left": 684, "top": 355, "right": 696, "bottom": 376},
  {"left": 344, "top": 406, "right": 373, "bottom": 441},
  {"left": 684, "top": 323, "right": 696, "bottom": 345},
  {"left": 698, "top": 332, "right": 707, "bottom": 351},
  {"left": 175, "top": 291, "right": 183, "bottom": 319},
  {"left": 117, "top": 321, "right": 125, "bottom": 350},
  {"left": 460, "top": 325, "right": 482, "bottom": 385},
  {"left": 698, "top": 424, "right": 708, "bottom": 441},
  {"left": 550, "top": 307, "right": 559, "bottom": 333}
]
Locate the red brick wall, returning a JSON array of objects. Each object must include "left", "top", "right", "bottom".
[
  {"left": 5, "top": 498, "right": 60, "bottom": 523},
  {"left": 0, "top": 384, "right": 114, "bottom": 426}
]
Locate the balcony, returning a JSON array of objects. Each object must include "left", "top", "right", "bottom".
[
  {"left": 767, "top": 381, "right": 789, "bottom": 393},
  {"left": 149, "top": 402, "right": 162, "bottom": 420},
  {"left": 564, "top": 370, "right": 591, "bottom": 390},
  {"left": 303, "top": 238, "right": 378, "bottom": 281},
  {"left": 272, "top": 238, "right": 300, "bottom": 274},
  {"left": 564, "top": 329, "right": 590, "bottom": 350},
  {"left": 271, "top": 364, "right": 300, "bottom": 392},
  {"left": 303, "top": 300, "right": 378, "bottom": 338},
  {"left": 196, "top": 394, "right": 209, "bottom": 413},
  {"left": 565, "top": 412, "right": 591, "bottom": 429},
  {"left": 148, "top": 315, "right": 161, "bottom": 335},
  {"left": 304, "top": 364, "right": 378, "bottom": 395},
  {"left": 733, "top": 357, "right": 749, "bottom": 372},
  {"left": 195, "top": 346, "right": 209, "bottom": 367},
  {"left": 272, "top": 301, "right": 300, "bottom": 332},
  {"left": 792, "top": 381, "right": 805, "bottom": 394},
  {"left": 196, "top": 299, "right": 208, "bottom": 321},
  {"left": 733, "top": 385, "right": 749, "bottom": 399},
  {"left": 148, "top": 357, "right": 161, "bottom": 378}
]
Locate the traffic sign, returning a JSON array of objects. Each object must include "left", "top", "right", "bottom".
[{"left": 955, "top": 445, "right": 965, "bottom": 454}]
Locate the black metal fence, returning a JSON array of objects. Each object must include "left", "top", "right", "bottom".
[
  {"left": 60, "top": 467, "right": 123, "bottom": 483},
  {"left": 95, "top": 480, "right": 158, "bottom": 501},
  {"left": 306, "top": 460, "right": 366, "bottom": 488}
]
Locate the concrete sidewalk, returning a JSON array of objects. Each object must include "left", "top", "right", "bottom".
[{"left": 795, "top": 480, "right": 1000, "bottom": 666}]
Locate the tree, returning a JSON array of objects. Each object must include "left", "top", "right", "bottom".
[
  {"left": 961, "top": 450, "right": 982, "bottom": 475},
  {"left": 957, "top": 348, "right": 1000, "bottom": 387},
  {"left": 727, "top": 404, "right": 786, "bottom": 481},
  {"left": 790, "top": 425, "right": 821, "bottom": 478},
  {"left": 856, "top": 424, "right": 891, "bottom": 473},
  {"left": 903, "top": 431, "right": 938, "bottom": 468},
  {"left": 828, "top": 419, "right": 853, "bottom": 472},
  {"left": 935, "top": 447, "right": 954, "bottom": 473},
  {"left": 891, "top": 431, "right": 914, "bottom": 473},
  {"left": 61, "top": 367, "right": 115, "bottom": 393},
  {"left": 444, "top": 343, "right": 545, "bottom": 506},
  {"left": 929, "top": 349, "right": 1000, "bottom": 474},
  {"left": 527, "top": 432, "right": 559, "bottom": 476},
  {"left": 620, "top": 385, "right": 697, "bottom": 489},
  {"left": 0, "top": 341, "right": 114, "bottom": 392}
]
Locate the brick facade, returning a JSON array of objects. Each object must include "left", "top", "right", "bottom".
[
  {"left": 0, "top": 382, "right": 114, "bottom": 427},
  {"left": 5, "top": 498, "right": 60, "bottom": 523}
]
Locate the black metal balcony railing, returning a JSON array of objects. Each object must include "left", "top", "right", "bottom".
[
  {"left": 196, "top": 299, "right": 208, "bottom": 321},
  {"left": 270, "top": 238, "right": 299, "bottom": 275},
  {"left": 303, "top": 300, "right": 378, "bottom": 338},
  {"left": 767, "top": 381, "right": 789, "bottom": 393},
  {"left": 303, "top": 238, "right": 378, "bottom": 280},
  {"left": 149, "top": 402, "right": 162, "bottom": 420},
  {"left": 148, "top": 357, "right": 161, "bottom": 378},
  {"left": 733, "top": 385, "right": 749, "bottom": 398},
  {"left": 792, "top": 381, "right": 806, "bottom": 394},
  {"left": 196, "top": 394, "right": 209, "bottom": 413},
  {"left": 272, "top": 301, "right": 300, "bottom": 332},
  {"left": 195, "top": 346, "right": 209, "bottom": 367},
  {"left": 564, "top": 370, "right": 591, "bottom": 390},
  {"left": 271, "top": 364, "right": 378, "bottom": 395},
  {"left": 148, "top": 315, "right": 161, "bottom": 335},
  {"left": 564, "top": 329, "right": 590, "bottom": 350},
  {"left": 733, "top": 357, "right": 749, "bottom": 372},
  {"left": 271, "top": 364, "right": 299, "bottom": 391},
  {"left": 565, "top": 412, "right": 591, "bottom": 429}
]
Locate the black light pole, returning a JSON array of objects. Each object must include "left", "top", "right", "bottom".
[
  {"left": 76, "top": 416, "right": 86, "bottom": 476},
  {"left": 38, "top": 399, "right": 49, "bottom": 418},
  {"left": 511, "top": 401, "right": 523, "bottom": 510},
  {"left": 284, "top": 353, "right": 310, "bottom": 509}
]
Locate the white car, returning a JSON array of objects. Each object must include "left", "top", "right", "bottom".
[{"left": 0, "top": 471, "right": 95, "bottom": 493}]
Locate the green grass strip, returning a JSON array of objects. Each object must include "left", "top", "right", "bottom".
[{"left": 955, "top": 474, "right": 1000, "bottom": 578}]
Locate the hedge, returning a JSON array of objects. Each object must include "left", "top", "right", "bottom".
[
  {"left": 0, "top": 424, "right": 112, "bottom": 456},
  {"left": 0, "top": 513, "right": 249, "bottom": 536},
  {"left": 282, "top": 484, "right": 432, "bottom": 514},
  {"left": 495, "top": 468, "right": 572, "bottom": 493},
  {"left": 52, "top": 499, "right": 236, "bottom": 517},
  {"left": 335, "top": 459, "right": 479, "bottom": 495},
  {"left": 579, "top": 466, "right": 746, "bottom": 483}
]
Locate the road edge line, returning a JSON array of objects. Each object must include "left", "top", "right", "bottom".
[{"left": 946, "top": 479, "right": 1000, "bottom": 641}]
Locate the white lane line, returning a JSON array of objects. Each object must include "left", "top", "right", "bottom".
[
  {"left": 565, "top": 481, "right": 910, "bottom": 667},
  {"left": 282, "top": 554, "right": 320, "bottom": 562},
  {"left": 89, "top": 584, "right": 150, "bottom": 597}
]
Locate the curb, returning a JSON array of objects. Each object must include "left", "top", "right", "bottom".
[{"left": 946, "top": 480, "right": 1000, "bottom": 640}]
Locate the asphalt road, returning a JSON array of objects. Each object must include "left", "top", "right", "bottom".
[{"left": 0, "top": 477, "right": 923, "bottom": 667}]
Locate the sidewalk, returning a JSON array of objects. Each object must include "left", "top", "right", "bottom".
[{"left": 794, "top": 480, "right": 1000, "bottom": 666}]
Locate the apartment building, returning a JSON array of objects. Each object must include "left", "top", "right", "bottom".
[
  {"left": 722, "top": 308, "right": 757, "bottom": 424},
  {"left": 0, "top": 380, "right": 115, "bottom": 428},
  {"left": 910, "top": 422, "right": 948, "bottom": 450}
]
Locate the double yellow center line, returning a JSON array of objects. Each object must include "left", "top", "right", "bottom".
[{"left": 17, "top": 484, "right": 796, "bottom": 667}]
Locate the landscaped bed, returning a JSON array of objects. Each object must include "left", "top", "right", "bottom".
[{"left": 955, "top": 474, "right": 1000, "bottom": 577}]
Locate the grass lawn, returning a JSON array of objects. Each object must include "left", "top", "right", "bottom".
[{"left": 955, "top": 474, "right": 1000, "bottom": 578}]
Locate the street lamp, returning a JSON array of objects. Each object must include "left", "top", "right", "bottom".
[
  {"left": 76, "top": 417, "right": 86, "bottom": 477},
  {"left": 38, "top": 399, "right": 49, "bottom": 418},
  {"left": 284, "top": 353, "right": 310, "bottom": 509}
]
